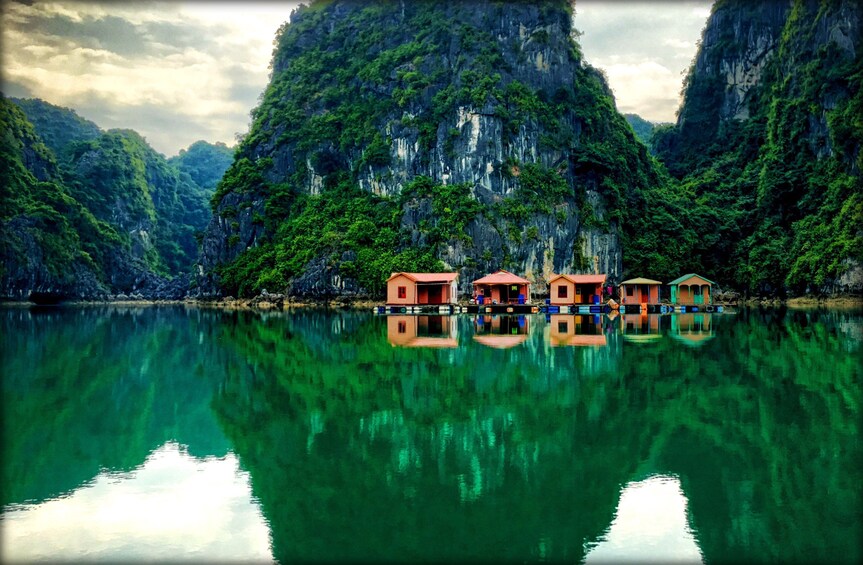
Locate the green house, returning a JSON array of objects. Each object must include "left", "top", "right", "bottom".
[{"left": 668, "top": 273, "right": 715, "bottom": 305}]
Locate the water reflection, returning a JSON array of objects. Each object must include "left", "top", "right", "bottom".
[
  {"left": 585, "top": 475, "right": 703, "bottom": 564},
  {"left": 1, "top": 306, "right": 861, "bottom": 564},
  {"left": 1, "top": 442, "right": 272, "bottom": 563},
  {"left": 619, "top": 312, "right": 664, "bottom": 343},
  {"left": 548, "top": 314, "right": 606, "bottom": 347},
  {"left": 473, "top": 314, "right": 530, "bottom": 348},
  {"left": 387, "top": 315, "right": 458, "bottom": 348},
  {"left": 670, "top": 313, "right": 715, "bottom": 346}
]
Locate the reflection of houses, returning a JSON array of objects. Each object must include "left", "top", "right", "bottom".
[
  {"left": 670, "top": 313, "right": 714, "bottom": 346},
  {"left": 548, "top": 314, "right": 606, "bottom": 347},
  {"left": 668, "top": 273, "right": 714, "bottom": 305},
  {"left": 473, "top": 315, "right": 530, "bottom": 348},
  {"left": 620, "top": 313, "right": 663, "bottom": 343},
  {"left": 619, "top": 277, "right": 662, "bottom": 308},
  {"left": 387, "top": 315, "right": 458, "bottom": 348},
  {"left": 549, "top": 274, "right": 606, "bottom": 306},
  {"left": 386, "top": 272, "right": 459, "bottom": 306},
  {"left": 472, "top": 270, "right": 531, "bottom": 304}
]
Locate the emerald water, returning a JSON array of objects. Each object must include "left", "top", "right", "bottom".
[{"left": 1, "top": 306, "right": 861, "bottom": 563}]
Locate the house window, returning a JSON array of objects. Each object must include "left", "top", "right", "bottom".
[
  {"left": 398, "top": 321, "right": 406, "bottom": 333},
  {"left": 558, "top": 321, "right": 569, "bottom": 333},
  {"left": 512, "top": 285, "right": 518, "bottom": 292},
  {"left": 398, "top": 286, "right": 406, "bottom": 299},
  {"left": 558, "top": 285, "right": 568, "bottom": 298},
  {"left": 576, "top": 287, "right": 582, "bottom": 295},
  {"left": 626, "top": 286, "right": 634, "bottom": 297}
]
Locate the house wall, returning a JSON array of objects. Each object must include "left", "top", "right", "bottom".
[
  {"left": 475, "top": 283, "right": 529, "bottom": 303},
  {"left": 673, "top": 281, "right": 712, "bottom": 304},
  {"left": 387, "top": 275, "right": 417, "bottom": 305},
  {"left": 621, "top": 284, "right": 660, "bottom": 304},
  {"left": 550, "top": 280, "right": 575, "bottom": 305}
]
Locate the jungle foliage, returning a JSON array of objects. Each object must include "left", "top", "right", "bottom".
[
  {"left": 653, "top": 0, "right": 862, "bottom": 296},
  {"left": 210, "top": 0, "right": 688, "bottom": 297},
  {"left": 1, "top": 95, "right": 222, "bottom": 290}
]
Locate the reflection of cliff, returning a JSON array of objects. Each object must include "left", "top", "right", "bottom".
[
  {"left": 0, "top": 307, "right": 231, "bottom": 507},
  {"left": 212, "top": 309, "right": 861, "bottom": 563},
  {"left": 211, "top": 312, "right": 641, "bottom": 562}
]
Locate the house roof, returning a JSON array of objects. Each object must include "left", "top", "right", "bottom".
[
  {"left": 619, "top": 277, "right": 663, "bottom": 285},
  {"left": 667, "top": 273, "right": 716, "bottom": 286},
  {"left": 387, "top": 272, "right": 459, "bottom": 283},
  {"left": 550, "top": 273, "right": 607, "bottom": 284},
  {"left": 472, "top": 269, "right": 530, "bottom": 285}
]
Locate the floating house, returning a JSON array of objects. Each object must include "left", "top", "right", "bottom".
[
  {"left": 548, "top": 314, "right": 607, "bottom": 347},
  {"left": 549, "top": 274, "right": 606, "bottom": 306},
  {"left": 668, "top": 273, "right": 714, "bottom": 305},
  {"left": 618, "top": 277, "right": 662, "bottom": 307},
  {"left": 386, "top": 272, "right": 459, "bottom": 306},
  {"left": 472, "top": 270, "right": 531, "bottom": 304},
  {"left": 387, "top": 315, "right": 458, "bottom": 348}
]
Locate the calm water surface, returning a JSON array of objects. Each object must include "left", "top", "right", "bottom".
[{"left": 1, "top": 306, "right": 861, "bottom": 563}]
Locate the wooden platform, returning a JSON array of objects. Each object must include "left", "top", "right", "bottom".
[{"left": 465, "top": 304, "right": 539, "bottom": 314}]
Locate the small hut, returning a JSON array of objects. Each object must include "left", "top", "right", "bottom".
[
  {"left": 619, "top": 277, "right": 662, "bottom": 306},
  {"left": 667, "top": 273, "right": 715, "bottom": 305},
  {"left": 472, "top": 270, "right": 531, "bottom": 304},
  {"left": 386, "top": 272, "right": 459, "bottom": 306},
  {"left": 549, "top": 274, "right": 606, "bottom": 306}
]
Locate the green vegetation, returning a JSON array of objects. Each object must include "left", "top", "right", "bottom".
[
  {"left": 210, "top": 0, "right": 677, "bottom": 297},
  {"left": 652, "top": 0, "right": 862, "bottom": 295},
  {"left": 168, "top": 140, "right": 234, "bottom": 192},
  {"left": 623, "top": 113, "right": 669, "bottom": 148},
  {"left": 10, "top": 97, "right": 100, "bottom": 160},
  {"left": 1, "top": 96, "right": 222, "bottom": 294}
]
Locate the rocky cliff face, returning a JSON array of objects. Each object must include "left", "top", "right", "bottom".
[
  {"left": 1, "top": 97, "right": 212, "bottom": 301},
  {"left": 653, "top": 0, "right": 862, "bottom": 296},
  {"left": 199, "top": 0, "right": 661, "bottom": 299}
]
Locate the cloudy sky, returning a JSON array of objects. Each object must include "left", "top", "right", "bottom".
[{"left": 2, "top": 1, "right": 712, "bottom": 157}]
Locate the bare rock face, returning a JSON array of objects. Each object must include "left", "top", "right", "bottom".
[{"left": 198, "top": 0, "right": 655, "bottom": 298}]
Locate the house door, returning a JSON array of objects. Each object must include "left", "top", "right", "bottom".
[{"left": 428, "top": 286, "right": 443, "bottom": 304}]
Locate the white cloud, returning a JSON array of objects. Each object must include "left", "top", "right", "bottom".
[
  {"left": 1, "top": 1, "right": 301, "bottom": 156},
  {"left": 602, "top": 61, "right": 682, "bottom": 122},
  {"left": 1, "top": 443, "right": 274, "bottom": 562},
  {"left": 576, "top": 0, "right": 712, "bottom": 123}
]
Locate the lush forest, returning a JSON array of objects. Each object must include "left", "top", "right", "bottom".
[
  {"left": 1, "top": 0, "right": 860, "bottom": 300},
  {"left": 0, "top": 95, "right": 233, "bottom": 299},
  {"left": 652, "top": 0, "right": 862, "bottom": 296},
  {"left": 202, "top": 0, "right": 861, "bottom": 300},
  {"left": 200, "top": 0, "right": 685, "bottom": 299}
]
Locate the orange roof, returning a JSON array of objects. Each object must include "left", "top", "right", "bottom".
[
  {"left": 472, "top": 269, "right": 530, "bottom": 285},
  {"left": 387, "top": 272, "right": 458, "bottom": 283},
  {"left": 550, "top": 273, "right": 607, "bottom": 284}
]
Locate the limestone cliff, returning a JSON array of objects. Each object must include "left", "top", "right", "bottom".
[
  {"left": 653, "top": 0, "right": 862, "bottom": 296},
  {"left": 198, "top": 0, "right": 661, "bottom": 299}
]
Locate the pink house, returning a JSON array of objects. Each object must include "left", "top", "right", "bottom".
[
  {"left": 386, "top": 272, "right": 459, "bottom": 306},
  {"left": 472, "top": 270, "right": 531, "bottom": 304},
  {"left": 549, "top": 274, "right": 606, "bottom": 306}
]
